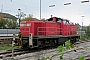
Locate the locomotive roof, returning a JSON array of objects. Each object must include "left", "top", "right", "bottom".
[
  {"left": 20, "top": 17, "right": 72, "bottom": 24},
  {"left": 61, "top": 18, "right": 69, "bottom": 21}
]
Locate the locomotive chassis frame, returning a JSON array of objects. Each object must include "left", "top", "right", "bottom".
[{"left": 21, "top": 34, "right": 80, "bottom": 48}]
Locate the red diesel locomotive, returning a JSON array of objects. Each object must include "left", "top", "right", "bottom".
[{"left": 18, "top": 17, "right": 80, "bottom": 48}]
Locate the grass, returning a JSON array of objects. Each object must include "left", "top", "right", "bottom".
[
  {"left": 0, "top": 44, "right": 19, "bottom": 50},
  {"left": 80, "top": 34, "right": 90, "bottom": 39}
]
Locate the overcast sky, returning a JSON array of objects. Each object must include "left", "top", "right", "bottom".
[{"left": 0, "top": 0, "right": 90, "bottom": 26}]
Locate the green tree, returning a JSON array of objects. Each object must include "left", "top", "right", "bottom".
[
  {"left": 21, "top": 14, "right": 35, "bottom": 21},
  {"left": 0, "top": 18, "right": 18, "bottom": 29},
  {"left": 0, "top": 19, "right": 7, "bottom": 28},
  {"left": 86, "top": 26, "right": 90, "bottom": 37},
  {"left": 12, "top": 21, "right": 18, "bottom": 29},
  {"left": 7, "top": 21, "right": 18, "bottom": 29},
  {"left": 7, "top": 21, "right": 13, "bottom": 28}
]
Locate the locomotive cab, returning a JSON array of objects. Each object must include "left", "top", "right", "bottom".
[
  {"left": 60, "top": 19, "right": 70, "bottom": 36},
  {"left": 47, "top": 17, "right": 62, "bottom": 23}
]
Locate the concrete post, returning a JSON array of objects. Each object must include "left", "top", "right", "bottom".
[{"left": 12, "top": 33, "right": 15, "bottom": 59}]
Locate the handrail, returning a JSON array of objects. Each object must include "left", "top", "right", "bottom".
[{"left": 37, "top": 26, "right": 76, "bottom": 36}]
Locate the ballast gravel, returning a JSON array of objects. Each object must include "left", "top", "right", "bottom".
[{"left": 2, "top": 41, "right": 90, "bottom": 60}]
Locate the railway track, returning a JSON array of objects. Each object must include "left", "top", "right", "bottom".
[
  {"left": 0, "top": 48, "right": 29, "bottom": 58},
  {"left": 0, "top": 39, "right": 90, "bottom": 59},
  {"left": 75, "top": 39, "right": 90, "bottom": 44},
  {"left": 0, "top": 46, "right": 58, "bottom": 59},
  {"left": 69, "top": 39, "right": 90, "bottom": 60}
]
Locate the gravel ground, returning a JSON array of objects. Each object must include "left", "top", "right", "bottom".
[{"left": 1, "top": 41, "right": 90, "bottom": 60}]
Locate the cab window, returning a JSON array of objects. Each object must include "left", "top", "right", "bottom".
[
  {"left": 63, "top": 20, "right": 68, "bottom": 25},
  {"left": 57, "top": 18, "right": 62, "bottom": 23}
]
